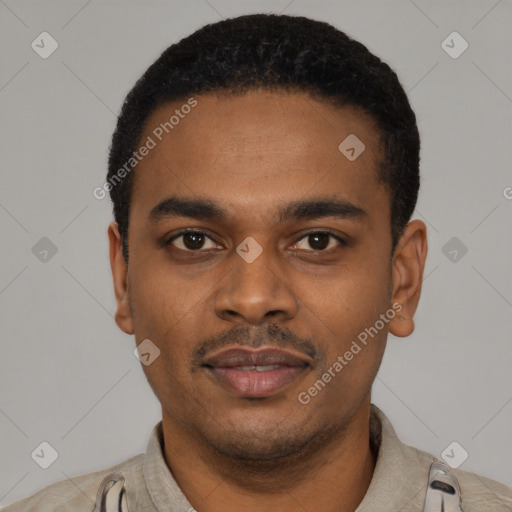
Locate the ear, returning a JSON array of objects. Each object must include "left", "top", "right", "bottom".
[
  {"left": 388, "top": 219, "right": 428, "bottom": 338},
  {"left": 108, "top": 221, "right": 134, "bottom": 335}
]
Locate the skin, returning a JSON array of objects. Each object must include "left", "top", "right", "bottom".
[{"left": 108, "top": 90, "right": 427, "bottom": 512}]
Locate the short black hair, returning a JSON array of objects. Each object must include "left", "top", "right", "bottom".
[{"left": 107, "top": 13, "right": 420, "bottom": 264}]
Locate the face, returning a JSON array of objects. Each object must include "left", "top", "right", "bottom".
[{"left": 109, "top": 90, "right": 427, "bottom": 461}]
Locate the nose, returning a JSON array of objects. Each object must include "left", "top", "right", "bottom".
[{"left": 213, "top": 241, "right": 298, "bottom": 325}]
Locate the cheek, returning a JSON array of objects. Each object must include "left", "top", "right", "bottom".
[
  {"left": 128, "top": 262, "right": 209, "bottom": 379},
  {"left": 300, "top": 252, "right": 391, "bottom": 378},
  {"left": 308, "top": 303, "right": 388, "bottom": 407},
  {"left": 306, "top": 255, "right": 391, "bottom": 329},
  {"left": 128, "top": 258, "right": 205, "bottom": 335}
]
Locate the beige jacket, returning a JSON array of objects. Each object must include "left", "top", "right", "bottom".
[{"left": 2, "top": 404, "right": 511, "bottom": 511}]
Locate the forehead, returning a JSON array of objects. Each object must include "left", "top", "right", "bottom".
[{"left": 129, "top": 90, "right": 387, "bottom": 224}]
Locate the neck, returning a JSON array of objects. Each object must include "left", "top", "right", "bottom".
[{"left": 160, "top": 400, "right": 377, "bottom": 512}]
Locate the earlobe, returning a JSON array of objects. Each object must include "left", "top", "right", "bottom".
[
  {"left": 388, "top": 220, "right": 428, "bottom": 338},
  {"left": 108, "top": 222, "right": 134, "bottom": 335},
  {"left": 389, "top": 303, "right": 414, "bottom": 338}
]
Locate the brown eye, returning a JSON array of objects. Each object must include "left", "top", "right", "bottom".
[
  {"left": 168, "top": 231, "right": 218, "bottom": 251},
  {"left": 306, "top": 233, "right": 330, "bottom": 250},
  {"left": 292, "top": 231, "right": 346, "bottom": 251}
]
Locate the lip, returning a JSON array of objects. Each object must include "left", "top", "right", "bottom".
[
  {"left": 201, "top": 347, "right": 311, "bottom": 398},
  {"left": 202, "top": 347, "right": 311, "bottom": 368}
]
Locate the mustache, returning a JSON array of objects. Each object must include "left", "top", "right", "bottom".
[{"left": 191, "top": 324, "right": 320, "bottom": 367}]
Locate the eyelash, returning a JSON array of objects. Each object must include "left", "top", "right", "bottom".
[{"left": 165, "top": 229, "right": 348, "bottom": 253}]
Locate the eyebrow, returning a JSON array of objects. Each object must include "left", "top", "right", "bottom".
[{"left": 148, "top": 195, "right": 366, "bottom": 225}]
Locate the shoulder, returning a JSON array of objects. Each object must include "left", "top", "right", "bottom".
[
  {"left": 454, "top": 465, "right": 512, "bottom": 511},
  {"left": 408, "top": 443, "right": 512, "bottom": 511},
  {"left": 1, "top": 453, "right": 144, "bottom": 512},
  {"left": 371, "top": 404, "right": 512, "bottom": 510}
]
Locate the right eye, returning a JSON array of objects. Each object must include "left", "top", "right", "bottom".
[{"left": 166, "top": 230, "right": 221, "bottom": 252}]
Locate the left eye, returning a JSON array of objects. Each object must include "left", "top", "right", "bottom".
[{"left": 291, "top": 232, "right": 344, "bottom": 251}]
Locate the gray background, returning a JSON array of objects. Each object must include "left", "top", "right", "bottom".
[{"left": 1, "top": 0, "right": 511, "bottom": 507}]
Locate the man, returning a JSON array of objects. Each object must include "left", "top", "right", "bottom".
[{"left": 3, "top": 13, "right": 511, "bottom": 512}]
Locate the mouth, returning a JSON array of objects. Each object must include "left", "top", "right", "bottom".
[{"left": 201, "top": 347, "right": 311, "bottom": 398}]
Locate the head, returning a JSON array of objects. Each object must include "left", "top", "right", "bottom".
[{"left": 107, "top": 14, "right": 427, "bottom": 466}]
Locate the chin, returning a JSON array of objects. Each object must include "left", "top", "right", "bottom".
[{"left": 205, "top": 427, "right": 313, "bottom": 461}]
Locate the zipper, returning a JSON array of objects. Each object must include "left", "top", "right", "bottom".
[
  {"left": 422, "top": 461, "right": 464, "bottom": 512},
  {"left": 92, "top": 472, "right": 129, "bottom": 512}
]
